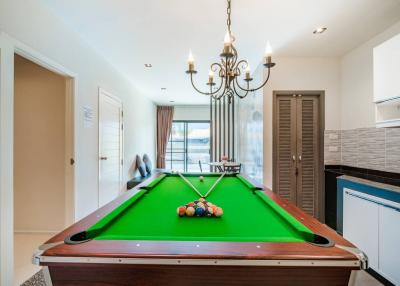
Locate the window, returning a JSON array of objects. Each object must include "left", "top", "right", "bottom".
[{"left": 166, "top": 121, "right": 210, "bottom": 172}]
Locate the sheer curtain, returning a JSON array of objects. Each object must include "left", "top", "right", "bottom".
[{"left": 156, "top": 106, "right": 174, "bottom": 168}]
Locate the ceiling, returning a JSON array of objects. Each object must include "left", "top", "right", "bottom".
[{"left": 40, "top": 0, "right": 400, "bottom": 105}]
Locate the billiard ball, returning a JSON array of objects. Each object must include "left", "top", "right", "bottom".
[
  {"left": 195, "top": 207, "right": 205, "bottom": 216},
  {"left": 186, "top": 206, "right": 195, "bottom": 216},
  {"left": 177, "top": 206, "right": 186, "bottom": 217},
  {"left": 215, "top": 207, "right": 223, "bottom": 217},
  {"left": 199, "top": 176, "right": 204, "bottom": 182},
  {"left": 207, "top": 207, "right": 214, "bottom": 216}
]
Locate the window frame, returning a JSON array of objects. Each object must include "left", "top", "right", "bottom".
[{"left": 166, "top": 120, "right": 211, "bottom": 172}]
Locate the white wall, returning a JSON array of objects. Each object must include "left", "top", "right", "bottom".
[
  {"left": 263, "top": 57, "right": 341, "bottom": 187},
  {"left": 0, "top": 0, "right": 156, "bottom": 221},
  {"left": 14, "top": 56, "right": 67, "bottom": 232},
  {"left": 173, "top": 105, "right": 210, "bottom": 121},
  {"left": 340, "top": 20, "right": 400, "bottom": 130}
]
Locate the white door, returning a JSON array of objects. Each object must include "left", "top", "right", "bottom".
[{"left": 98, "top": 88, "right": 123, "bottom": 208}]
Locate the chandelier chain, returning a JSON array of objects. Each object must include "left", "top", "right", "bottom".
[{"left": 227, "top": 0, "right": 232, "bottom": 34}]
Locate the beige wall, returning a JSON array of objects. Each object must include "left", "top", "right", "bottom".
[
  {"left": 0, "top": 0, "right": 156, "bottom": 221},
  {"left": 263, "top": 57, "right": 341, "bottom": 187},
  {"left": 340, "top": 20, "right": 400, "bottom": 130},
  {"left": 14, "top": 55, "right": 66, "bottom": 231}
]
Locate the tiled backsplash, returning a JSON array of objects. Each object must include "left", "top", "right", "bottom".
[{"left": 325, "top": 127, "right": 400, "bottom": 173}]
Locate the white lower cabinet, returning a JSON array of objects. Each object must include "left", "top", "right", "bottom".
[
  {"left": 343, "top": 188, "right": 379, "bottom": 269},
  {"left": 379, "top": 205, "right": 400, "bottom": 285},
  {"left": 343, "top": 188, "right": 400, "bottom": 285}
]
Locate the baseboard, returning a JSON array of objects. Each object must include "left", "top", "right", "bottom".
[{"left": 367, "top": 268, "right": 395, "bottom": 286}]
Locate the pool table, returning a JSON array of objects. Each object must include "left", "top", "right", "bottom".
[{"left": 35, "top": 173, "right": 366, "bottom": 286}]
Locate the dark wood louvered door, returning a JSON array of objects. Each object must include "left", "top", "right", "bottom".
[
  {"left": 275, "top": 95, "right": 297, "bottom": 204},
  {"left": 273, "top": 92, "right": 323, "bottom": 219}
]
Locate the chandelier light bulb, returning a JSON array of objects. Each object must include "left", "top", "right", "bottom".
[
  {"left": 208, "top": 69, "right": 214, "bottom": 83},
  {"left": 245, "top": 63, "right": 251, "bottom": 73},
  {"left": 245, "top": 63, "right": 251, "bottom": 80},
  {"left": 224, "top": 31, "right": 231, "bottom": 46},
  {"left": 265, "top": 41, "right": 273, "bottom": 57},
  {"left": 188, "top": 50, "right": 194, "bottom": 64}
]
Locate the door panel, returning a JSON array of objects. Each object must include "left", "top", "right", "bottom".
[
  {"left": 99, "top": 90, "right": 123, "bottom": 208},
  {"left": 275, "top": 95, "right": 297, "bottom": 203},
  {"left": 297, "top": 96, "right": 319, "bottom": 216}
]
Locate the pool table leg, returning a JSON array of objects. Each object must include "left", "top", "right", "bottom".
[{"left": 42, "top": 266, "right": 53, "bottom": 286}]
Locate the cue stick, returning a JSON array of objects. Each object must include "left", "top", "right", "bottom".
[
  {"left": 204, "top": 172, "right": 226, "bottom": 198},
  {"left": 177, "top": 172, "right": 203, "bottom": 198}
]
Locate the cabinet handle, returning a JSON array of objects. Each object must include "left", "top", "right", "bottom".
[
  {"left": 345, "top": 191, "right": 400, "bottom": 212},
  {"left": 100, "top": 156, "right": 108, "bottom": 160},
  {"left": 298, "top": 155, "right": 302, "bottom": 162},
  {"left": 292, "top": 155, "right": 296, "bottom": 162}
]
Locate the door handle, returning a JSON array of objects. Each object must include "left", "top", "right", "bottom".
[{"left": 100, "top": 156, "right": 108, "bottom": 160}]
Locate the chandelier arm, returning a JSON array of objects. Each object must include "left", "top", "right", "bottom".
[
  {"left": 234, "top": 59, "right": 249, "bottom": 75},
  {"left": 232, "top": 78, "right": 249, "bottom": 98},
  {"left": 211, "top": 82, "right": 228, "bottom": 100},
  {"left": 234, "top": 66, "right": 271, "bottom": 92},
  {"left": 189, "top": 71, "right": 224, "bottom": 96},
  {"left": 211, "top": 62, "right": 225, "bottom": 77}
]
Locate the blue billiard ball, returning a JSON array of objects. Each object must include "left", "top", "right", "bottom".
[{"left": 195, "top": 207, "right": 205, "bottom": 216}]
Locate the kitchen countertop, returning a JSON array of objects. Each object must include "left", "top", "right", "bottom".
[{"left": 338, "top": 175, "right": 400, "bottom": 195}]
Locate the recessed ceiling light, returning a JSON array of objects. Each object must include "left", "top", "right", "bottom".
[
  {"left": 161, "top": 87, "right": 167, "bottom": 91},
  {"left": 144, "top": 64, "right": 152, "bottom": 68},
  {"left": 313, "top": 27, "right": 327, "bottom": 34}
]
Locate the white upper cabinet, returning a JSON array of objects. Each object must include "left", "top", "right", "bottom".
[
  {"left": 374, "top": 33, "right": 400, "bottom": 103},
  {"left": 373, "top": 33, "right": 400, "bottom": 127}
]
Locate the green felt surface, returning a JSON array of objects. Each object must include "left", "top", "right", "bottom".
[{"left": 88, "top": 174, "right": 314, "bottom": 242}]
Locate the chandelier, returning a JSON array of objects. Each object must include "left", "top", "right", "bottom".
[{"left": 186, "top": 0, "right": 275, "bottom": 102}]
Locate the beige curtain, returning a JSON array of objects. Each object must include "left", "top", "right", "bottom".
[{"left": 156, "top": 106, "right": 174, "bottom": 168}]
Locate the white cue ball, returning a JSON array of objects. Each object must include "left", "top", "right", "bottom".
[{"left": 199, "top": 176, "right": 204, "bottom": 182}]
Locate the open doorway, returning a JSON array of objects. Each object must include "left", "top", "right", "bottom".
[{"left": 13, "top": 54, "right": 75, "bottom": 285}]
